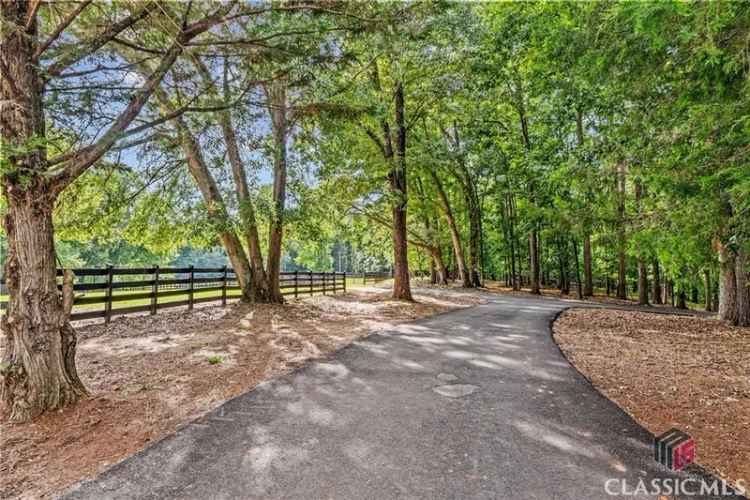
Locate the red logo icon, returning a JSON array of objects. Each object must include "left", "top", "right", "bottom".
[{"left": 654, "top": 428, "right": 695, "bottom": 471}]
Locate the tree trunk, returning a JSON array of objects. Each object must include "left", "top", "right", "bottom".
[
  {"left": 735, "top": 247, "right": 750, "bottom": 326},
  {"left": 583, "top": 234, "right": 593, "bottom": 296},
  {"left": 668, "top": 279, "right": 675, "bottom": 306},
  {"left": 508, "top": 195, "right": 520, "bottom": 290},
  {"left": 718, "top": 243, "right": 738, "bottom": 323},
  {"left": 467, "top": 191, "right": 483, "bottom": 287},
  {"left": 677, "top": 289, "right": 687, "bottom": 309},
  {"left": 430, "top": 169, "right": 471, "bottom": 287},
  {"left": 2, "top": 185, "right": 88, "bottom": 421},
  {"left": 390, "top": 81, "right": 412, "bottom": 300},
  {"left": 430, "top": 247, "right": 449, "bottom": 286},
  {"left": 529, "top": 230, "right": 541, "bottom": 294},
  {"left": 442, "top": 121, "right": 482, "bottom": 288},
  {"left": 634, "top": 179, "right": 649, "bottom": 305},
  {"left": 218, "top": 109, "right": 270, "bottom": 302},
  {"left": 264, "top": 80, "right": 289, "bottom": 303},
  {"left": 191, "top": 55, "right": 270, "bottom": 301},
  {"left": 616, "top": 162, "right": 628, "bottom": 299},
  {"left": 176, "top": 117, "right": 254, "bottom": 298},
  {"left": 558, "top": 239, "right": 569, "bottom": 295},
  {"left": 703, "top": 269, "right": 712, "bottom": 311},
  {"left": 513, "top": 76, "right": 539, "bottom": 294},
  {"left": 1, "top": 3, "right": 87, "bottom": 421},
  {"left": 713, "top": 286, "right": 720, "bottom": 312},
  {"left": 573, "top": 238, "right": 583, "bottom": 300},
  {"left": 576, "top": 110, "right": 594, "bottom": 298},
  {"left": 652, "top": 260, "right": 663, "bottom": 305}
]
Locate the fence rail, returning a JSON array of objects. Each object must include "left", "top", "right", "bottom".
[{"left": 0, "top": 267, "right": 347, "bottom": 323}]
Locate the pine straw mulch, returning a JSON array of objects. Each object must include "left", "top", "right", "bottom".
[
  {"left": 553, "top": 308, "right": 750, "bottom": 486},
  {"left": 0, "top": 286, "right": 485, "bottom": 499}
]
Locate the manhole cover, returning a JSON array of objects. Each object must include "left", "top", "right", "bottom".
[{"left": 433, "top": 384, "right": 478, "bottom": 398}]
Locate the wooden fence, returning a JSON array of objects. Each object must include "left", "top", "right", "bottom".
[
  {"left": 0, "top": 267, "right": 346, "bottom": 323},
  {"left": 358, "top": 270, "right": 392, "bottom": 285}
]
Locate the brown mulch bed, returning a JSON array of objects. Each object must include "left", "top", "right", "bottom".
[
  {"left": 0, "top": 286, "right": 485, "bottom": 499},
  {"left": 553, "top": 308, "right": 750, "bottom": 485}
]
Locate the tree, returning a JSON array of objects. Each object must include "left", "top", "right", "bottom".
[
  {"left": 0, "top": 0, "right": 353, "bottom": 421},
  {"left": 0, "top": 0, "right": 248, "bottom": 421}
]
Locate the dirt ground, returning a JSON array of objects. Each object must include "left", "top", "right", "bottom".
[
  {"left": 553, "top": 308, "right": 750, "bottom": 486},
  {"left": 0, "top": 286, "right": 485, "bottom": 499}
]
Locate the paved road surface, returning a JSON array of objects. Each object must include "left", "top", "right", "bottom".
[{"left": 64, "top": 293, "right": 742, "bottom": 500}]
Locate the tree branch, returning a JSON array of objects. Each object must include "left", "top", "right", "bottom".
[
  {"left": 44, "top": 3, "right": 156, "bottom": 79},
  {"left": 359, "top": 122, "right": 386, "bottom": 157},
  {"left": 34, "top": 0, "right": 93, "bottom": 59},
  {"left": 24, "top": 0, "right": 42, "bottom": 32}
]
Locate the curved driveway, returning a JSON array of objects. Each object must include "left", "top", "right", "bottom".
[{"left": 65, "top": 293, "right": 742, "bottom": 500}]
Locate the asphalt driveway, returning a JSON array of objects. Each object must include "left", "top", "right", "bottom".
[{"left": 64, "top": 293, "right": 742, "bottom": 500}]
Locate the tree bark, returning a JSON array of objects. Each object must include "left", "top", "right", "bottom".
[
  {"left": 390, "top": 81, "right": 412, "bottom": 300},
  {"left": 1, "top": 183, "right": 88, "bottom": 421},
  {"left": 718, "top": 242, "right": 738, "bottom": 323},
  {"left": 1, "top": 2, "right": 87, "bottom": 421},
  {"left": 652, "top": 260, "right": 663, "bottom": 305},
  {"left": 634, "top": 179, "right": 649, "bottom": 305},
  {"left": 576, "top": 110, "right": 594, "bottom": 297},
  {"left": 702, "top": 269, "right": 711, "bottom": 312},
  {"left": 508, "top": 195, "right": 520, "bottom": 290},
  {"left": 174, "top": 114, "right": 254, "bottom": 299},
  {"left": 583, "top": 234, "right": 593, "bottom": 296},
  {"left": 572, "top": 238, "right": 583, "bottom": 300},
  {"left": 264, "top": 79, "right": 289, "bottom": 303},
  {"left": 429, "top": 246, "right": 449, "bottom": 286},
  {"left": 529, "top": 230, "right": 541, "bottom": 294},
  {"left": 218, "top": 108, "right": 270, "bottom": 302},
  {"left": 513, "top": 80, "right": 540, "bottom": 295},
  {"left": 441, "top": 122, "right": 481, "bottom": 287},
  {"left": 616, "top": 162, "right": 627, "bottom": 300},
  {"left": 466, "top": 190, "right": 483, "bottom": 287},
  {"left": 677, "top": 289, "right": 687, "bottom": 309},
  {"left": 151, "top": 82, "right": 255, "bottom": 301},
  {"left": 429, "top": 169, "right": 470, "bottom": 287},
  {"left": 558, "top": 238, "right": 569, "bottom": 295},
  {"left": 192, "top": 54, "right": 272, "bottom": 302},
  {"left": 735, "top": 246, "right": 750, "bottom": 326}
]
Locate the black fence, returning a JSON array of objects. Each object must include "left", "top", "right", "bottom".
[{"left": 0, "top": 267, "right": 347, "bottom": 323}]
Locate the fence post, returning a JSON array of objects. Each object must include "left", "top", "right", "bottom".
[
  {"left": 342, "top": 272, "right": 346, "bottom": 294},
  {"left": 221, "top": 265, "right": 228, "bottom": 306},
  {"left": 363, "top": 271, "right": 366, "bottom": 285},
  {"left": 104, "top": 264, "right": 114, "bottom": 324},
  {"left": 151, "top": 265, "right": 159, "bottom": 315},
  {"left": 294, "top": 270, "right": 299, "bottom": 298},
  {"left": 188, "top": 265, "right": 195, "bottom": 310},
  {"left": 322, "top": 272, "right": 327, "bottom": 295},
  {"left": 309, "top": 270, "right": 313, "bottom": 296}
]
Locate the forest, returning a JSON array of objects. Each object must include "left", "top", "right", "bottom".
[{"left": 1, "top": 0, "right": 749, "bottom": 424}]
